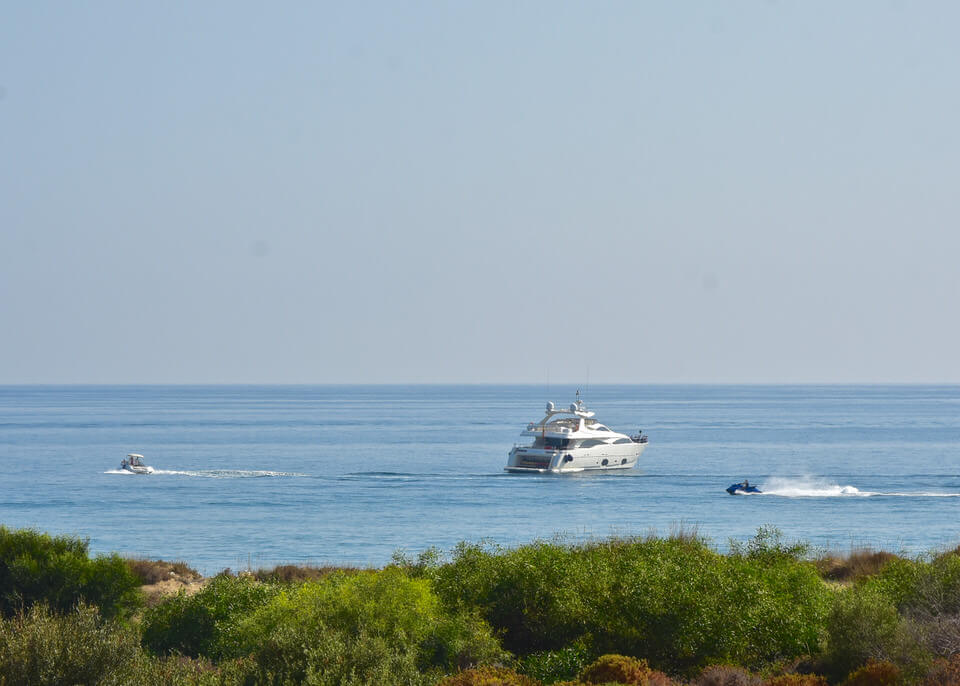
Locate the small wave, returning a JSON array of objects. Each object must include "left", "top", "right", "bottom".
[
  {"left": 339, "top": 472, "right": 503, "bottom": 480},
  {"left": 344, "top": 471, "right": 418, "bottom": 477},
  {"left": 755, "top": 477, "right": 960, "bottom": 498}
]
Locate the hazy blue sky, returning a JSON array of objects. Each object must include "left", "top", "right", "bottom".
[{"left": 2, "top": 2, "right": 958, "bottom": 383}]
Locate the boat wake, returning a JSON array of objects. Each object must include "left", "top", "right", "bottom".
[
  {"left": 754, "top": 477, "right": 960, "bottom": 498},
  {"left": 105, "top": 469, "right": 306, "bottom": 478}
]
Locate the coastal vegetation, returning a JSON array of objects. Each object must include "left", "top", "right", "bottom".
[{"left": 3, "top": 526, "right": 960, "bottom": 684}]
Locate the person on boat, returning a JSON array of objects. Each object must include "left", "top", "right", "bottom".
[{"left": 743, "top": 479, "right": 749, "bottom": 488}]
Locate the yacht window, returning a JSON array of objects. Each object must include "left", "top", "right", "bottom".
[
  {"left": 537, "top": 437, "right": 571, "bottom": 449},
  {"left": 578, "top": 439, "right": 607, "bottom": 448},
  {"left": 613, "top": 438, "right": 632, "bottom": 444}
]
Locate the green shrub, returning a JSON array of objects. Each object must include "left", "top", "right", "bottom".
[
  {"left": 141, "top": 573, "right": 279, "bottom": 659},
  {"left": 0, "top": 526, "right": 141, "bottom": 619},
  {"left": 421, "top": 609, "right": 508, "bottom": 673},
  {"left": 823, "top": 584, "right": 928, "bottom": 681},
  {"left": 427, "top": 539, "right": 588, "bottom": 655},
  {"left": 728, "top": 526, "right": 810, "bottom": 563},
  {"left": 520, "top": 645, "right": 592, "bottom": 683},
  {"left": 117, "top": 654, "right": 264, "bottom": 686},
  {"left": 859, "top": 553, "right": 960, "bottom": 614},
  {"left": 0, "top": 599, "right": 268, "bottom": 686},
  {"left": 861, "top": 558, "right": 926, "bottom": 609},
  {"left": 864, "top": 554, "right": 960, "bottom": 658},
  {"left": 437, "top": 666, "right": 541, "bottom": 686},
  {"left": 237, "top": 567, "right": 505, "bottom": 684},
  {"left": 0, "top": 603, "right": 141, "bottom": 685},
  {"left": 301, "top": 630, "right": 429, "bottom": 686},
  {"left": 427, "top": 531, "right": 830, "bottom": 673}
]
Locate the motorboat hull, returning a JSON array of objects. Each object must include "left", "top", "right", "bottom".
[
  {"left": 122, "top": 464, "right": 154, "bottom": 474},
  {"left": 505, "top": 443, "right": 646, "bottom": 474}
]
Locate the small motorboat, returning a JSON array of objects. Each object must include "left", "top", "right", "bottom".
[
  {"left": 120, "top": 453, "right": 154, "bottom": 474},
  {"left": 726, "top": 480, "right": 761, "bottom": 495}
]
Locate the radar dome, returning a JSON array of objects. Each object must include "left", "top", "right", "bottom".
[
  {"left": 570, "top": 403, "right": 578, "bottom": 412},
  {"left": 546, "top": 401, "right": 555, "bottom": 412}
]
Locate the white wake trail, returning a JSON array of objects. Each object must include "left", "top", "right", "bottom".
[
  {"left": 152, "top": 469, "right": 307, "bottom": 478},
  {"left": 106, "top": 469, "right": 307, "bottom": 478},
  {"left": 756, "top": 477, "right": 960, "bottom": 498}
]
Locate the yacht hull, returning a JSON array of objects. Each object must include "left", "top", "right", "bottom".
[{"left": 505, "top": 443, "right": 646, "bottom": 474}]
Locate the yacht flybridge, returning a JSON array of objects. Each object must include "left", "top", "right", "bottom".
[{"left": 505, "top": 393, "right": 648, "bottom": 473}]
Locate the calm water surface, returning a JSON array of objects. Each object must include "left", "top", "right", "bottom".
[{"left": 1, "top": 385, "right": 958, "bottom": 573}]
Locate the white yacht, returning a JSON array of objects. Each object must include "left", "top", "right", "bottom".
[
  {"left": 505, "top": 393, "right": 649, "bottom": 473},
  {"left": 120, "top": 453, "right": 154, "bottom": 474}
]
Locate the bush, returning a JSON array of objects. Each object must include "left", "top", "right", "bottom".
[
  {"left": 925, "top": 654, "right": 960, "bottom": 685},
  {"left": 0, "top": 526, "right": 141, "bottom": 619},
  {"left": 694, "top": 664, "right": 761, "bottom": 686},
  {"left": 141, "top": 573, "right": 279, "bottom": 659},
  {"left": 865, "top": 554, "right": 960, "bottom": 659},
  {"left": 823, "top": 585, "right": 927, "bottom": 681},
  {"left": 237, "top": 567, "right": 505, "bottom": 683},
  {"left": 0, "top": 600, "right": 270, "bottom": 686},
  {"left": 520, "top": 645, "right": 592, "bottom": 683},
  {"left": 0, "top": 603, "right": 141, "bottom": 685},
  {"left": 579, "top": 654, "right": 660, "bottom": 684},
  {"left": 437, "top": 666, "right": 541, "bottom": 686},
  {"left": 763, "top": 675, "right": 828, "bottom": 686},
  {"left": 728, "top": 526, "right": 810, "bottom": 563},
  {"left": 427, "top": 539, "right": 588, "bottom": 655},
  {"left": 839, "top": 659, "right": 902, "bottom": 686},
  {"left": 301, "top": 630, "right": 429, "bottom": 686},
  {"left": 426, "top": 531, "right": 830, "bottom": 673}
]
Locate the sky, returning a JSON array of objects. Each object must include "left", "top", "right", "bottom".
[{"left": 1, "top": 2, "right": 959, "bottom": 384}]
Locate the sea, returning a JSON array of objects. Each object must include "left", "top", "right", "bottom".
[{"left": 1, "top": 385, "right": 958, "bottom": 574}]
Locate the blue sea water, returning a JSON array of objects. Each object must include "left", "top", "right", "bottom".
[{"left": 1, "top": 385, "right": 959, "bottom": 574}]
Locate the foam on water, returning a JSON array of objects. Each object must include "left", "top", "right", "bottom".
[
  {"left": 105, "top": 469, "right": 306, "bottom": 478},
  {"left": 757, "top": 477, "right": 960, "bottom": 498}
]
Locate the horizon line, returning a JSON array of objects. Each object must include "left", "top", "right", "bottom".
[{"left": 2, "top": 381, "right": 960, "bottom": 387}]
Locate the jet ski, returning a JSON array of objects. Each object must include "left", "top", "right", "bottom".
[
  {"left": 726, "top": 480, "right": 760, "bottom": 495},
  {"left": 120, "top": 453, "right": 154, "bottom": 474}
]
